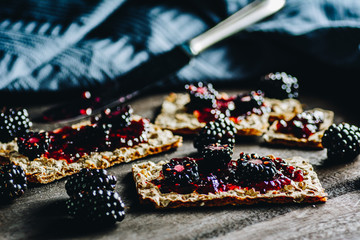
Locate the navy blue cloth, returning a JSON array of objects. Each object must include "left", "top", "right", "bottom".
[{"left": 0, "top": 0, "right": 359, "bottom": 94}]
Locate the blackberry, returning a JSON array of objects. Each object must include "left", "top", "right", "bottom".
[
  {"left": 322, "top": 123, "right": 360, "bottom": 161},
  {"left": 231, "top": 90, "right": 265, "bottom": 116},
  {"left": 17, "top": 131, "right": 50, "bottom": 160},
  {"left": 0, "top": 164, "right": 27, "bottom": 201},
  {"left": 93, "top": 105, "right": 133, "bottom": 128},
  {"left": 260, "top": 72, "right": 299, "bottom": 99},
  {"left": 0, "top": 107, "right": 32, "bottom": 143},
  {"left": 162, "top": 158, "right": 200, "bottom": 186},
  {"left": 236, "top": 152, "right": 277, "bottom": 182},
  {"left": 72, "top": 125, "right": 111, "bottom": 151},
  {"left": 201, "top": 143, "right": 233, "bottom": 169},
  {"left": 65, "top": 168, "right": 117, "bottom": 197},
  {"left": 193, "top": 118, "right": 236, "bottom": 152},
  {"left": 66, "top": 190, "right": 125, "bottom": 224},
  {"left": 185, "top": 82, "right": 218, "bottom": 111}
]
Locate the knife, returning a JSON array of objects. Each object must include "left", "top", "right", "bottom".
[{"left": 36, "top": 0, "right": 286, "bottom": 123}]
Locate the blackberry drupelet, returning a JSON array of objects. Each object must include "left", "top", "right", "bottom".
[
  {"left": 260, "top": 72, "right": 299, "bottom": 99},
  {"left": 201, "top": 143, "right": 233, "bottom": 169},
  {"left": 93, "top": 105, "right": 133, "bottom": 128},
  {"left": 17, "top": 131, "right": 50, "bottom": 160},
  {"left": 236, "top": 152, "right": 277, "bottom": 182},
  {"left": 185, "top": 82, "right": 218, "bottom": 111},
  {"left": 0, "top": 164, "right": 27, "bottom": 201},
  {"left": 193, "top": 118, "right": 236, "bottom": 152},
  {"left": 322, "top": 123, "right": 360, "bottom": 160},
  {"left": 66, "top": 190, "right": 125, "bottom": 224},
  {"left": 65, "top": 168, "right": 117, "bottom": 197},
  {"left": 162, "top": 158, "right": 200, "bottom": 186},
  {"left": 0, "top": 107, "right": 32, "bottom": 143}
]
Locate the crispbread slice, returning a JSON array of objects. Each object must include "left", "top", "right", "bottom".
[
  {"left": 154, "top": 93, "right": 302, "bottom": 136},
  {"left": 132, "top": 156, "right": 327, "bottom": 208},
  {"left": 266, "top": 98, "right": 303, "bottom": 122},
  {"left": 263, "top": 108, "right": 334, "bottom": 149},
  {"left": 0, "top": 118, "right": 182, "bottom": 184}
]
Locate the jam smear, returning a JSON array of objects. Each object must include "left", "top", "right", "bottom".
[
  {"left": 276, "top": 110, "right": 324, "bottom": 138},
  {"left": 152, "top": 156, "right": 304, "bottom": 195},
  {"left": 43, "top": 119, "right": 149, "bottom": 163},
  {"left": 188, "top": 90, "right": 270, "bottom": 124}
]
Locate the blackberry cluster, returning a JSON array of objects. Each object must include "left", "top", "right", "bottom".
[
  {"left": 232, "top": 90, "right": 265, "bottom": 116},
  {"left": 201, "top": 143, "right": 233, "bottom": 169},
  {"left": 235, "top": 153, "right": 277, "bottom": 182},
  {"left": 66, "top": 190, "right": 125, "bottom": 224},
  {"left": 194, "top": 118, "right": 236, "bottom": 152},
  {"left": 162, "top": 158, "right": 200, "bottom": 186},
  {"left": 322, "top": 123, "right": 360, "bottom": 161},
  {"left": 17, "top": 131, "right": 50, "bottom": 160},
  {"left": 0, "top": 107, "right": 32, "bottom": 143},
  {"left": 0, "top": 164, "right": 27, "bottom": 201},
  {"left": 65, "top": 168, "right": 117, "bottom": 197},
  {"left": 185, "top": 82, "right": 218, "bottom": 111},
  {"left": 65, "top": 168, "right": 125, "bottom": 224},
  {"left": 93, "top": 105, "right": 133, "bottom": 128},
  {"left": 260, "top": 72, "right": 299, "bottom": 99},
  {"left": 73, "top": 125, "right": 111, "bottom": 152}
]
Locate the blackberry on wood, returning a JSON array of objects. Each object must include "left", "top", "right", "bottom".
[
  {"left": 194, "top": 118, "right": 236, "bottom": 151},
  {"left": 185, "top": 82, "right": 218, "bottom": 111},
  {"left": 322, "top": 123, "right": 360, "bottom": 160},
  {"left": 66, "top": 189, "right": 125, "bottom": 224},
  {"left": 17, "top": 131, "right": 50, "bottom": 160},
  {"left": 0, "top": 164, "right": 27, "bottom": 201},
  {"left": 65, "top": 168, "right": 117, "bottom": 197},
  {"left": 201, "top": 143, "right": 233, "bottom": 169},
  {"left": 0, "top": 107, "right": 32, "bottom": 143},
  {"left": 260, "top": 72, "right": 299, "bottom": 99},
  {"left": 162, "top": 158, "right": 200, "bottom": 186},
  {"left": 236, "top": 152, "right": 277, "bottom": 182}
]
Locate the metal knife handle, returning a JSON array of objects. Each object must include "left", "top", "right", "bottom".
[{"left": 188, "top": 0, "right": 286, "bottom": 56}]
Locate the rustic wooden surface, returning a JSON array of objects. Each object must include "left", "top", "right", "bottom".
[{"left": 0, "top": 90, "right": 359, "bottom": 240}]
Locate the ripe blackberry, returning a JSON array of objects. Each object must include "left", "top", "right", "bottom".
[
  {"left": 93, "top": 105, "right": 133, "bottom": 128},
  {"left": 201, "top": 143, "right": 233, "bottom": 169},
  {"left": 0, "top": 107, "right": 32, "bottom": 143},
  {"left": 66, "top": 190, "right": 125, "bottom": 224},
  {"left": 236, "top": 152, "right": 277, "bottom": 182},
  {"left": 72, "top": 124, "right": 111, "bottom": 151},
  {"left": 232, "top": 90, "right": 265, "bottom": 116},
  {"left": 65, "top": 168, "right": 117, "bottom": 197},
  {"left": 260, "top": 72, "right": 299, "bottom": 99},
  {"left": 185, "top": 82, "right": 218, "bottom": 111},
  {"left": 322, "top": 123, "right": 360, "bottom": 160},
  {"left": 193, "top": 118, "right": 236, "bottom": 152},
  {"left": 0, "top": 164, "right": 27, "bottom": 201},
  {"left": 17, "top": 131, "right": 50, "bottom": 160},
  {"left": 162, "top": 158, "right": 200, "bottom": 186}
]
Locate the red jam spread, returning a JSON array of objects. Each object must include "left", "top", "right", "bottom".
[
  {"left": 152, "top": 156, "right": 303, "bottom": 195},
  {"left": 189, "top": 91, "right": 270, "bottom": 124},
  {"left": 276, "top": 110, "right": 324, "bottom": 138},
  {"left": 44, "top": 119, "right": 149, "bottom": 163}
]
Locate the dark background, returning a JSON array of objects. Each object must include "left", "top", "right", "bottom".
[{"left": 0, "top": 0, "right": 359, "bottom": 117}]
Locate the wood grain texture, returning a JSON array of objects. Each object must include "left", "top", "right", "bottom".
[{"left": 0, "top": 90, "right": 359, "bottom": 240}]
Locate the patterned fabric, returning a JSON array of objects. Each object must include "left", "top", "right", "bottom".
[{"left": 0, "top": 0, "right": 359, "bottom": 94}]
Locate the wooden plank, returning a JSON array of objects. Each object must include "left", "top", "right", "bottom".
[{"left": 212, "top": 191, "right": 360, "bottom": 240}]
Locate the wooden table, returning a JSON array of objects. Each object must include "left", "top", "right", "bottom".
[{"left": 1, "top": 90, "right": 359, "bottom": 239}]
